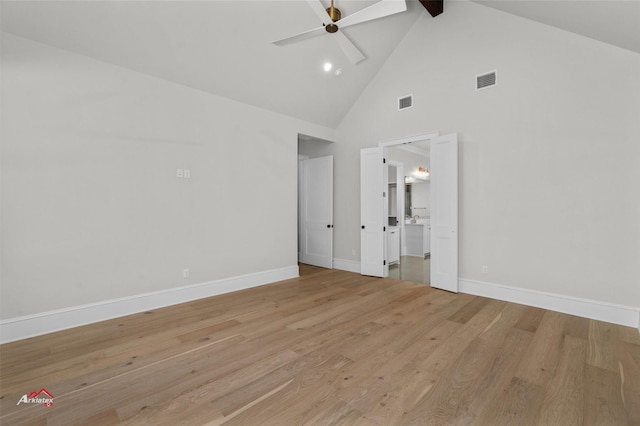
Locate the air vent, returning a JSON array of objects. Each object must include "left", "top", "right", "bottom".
[
  {"left": 398, "top": 95, "right": 413, "bottom": 110},
  {"left": 476, "top": 71, "right": 497, "bottom": 90}
]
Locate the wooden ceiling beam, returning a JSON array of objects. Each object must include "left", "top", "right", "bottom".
[{"left": 419, "top": 0, "right": 443, "bottom": 17}]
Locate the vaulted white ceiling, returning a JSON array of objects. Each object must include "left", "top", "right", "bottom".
[
  {"left": 474, "top": 0, "right": 640, "bottom": 54},
  {"left": 0, "top": 1, "right": 424, "bottom": 128},
  {"left": 2, "top": 1, "right": 638, "bottom": 129}
]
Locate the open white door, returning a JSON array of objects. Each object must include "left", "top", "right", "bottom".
[
  {"left": 430, "top": 133, "right": 458, "bottom": 292},
  {"left": 300, "top": 156, "right": 333, "bottom": 269},
  {"left": 360, "top": 147, "right": 388, "bottom": 277}
]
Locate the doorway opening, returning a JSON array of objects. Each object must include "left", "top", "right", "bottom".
[
  {"left": 386, "top": 142, "right": 431, "bottom": 285},
  {"left": 298, "top": 134, "right": 335, "bottom": 269},
  {"left": 361, "top": 132, "right": 458, "bottom": 292}
]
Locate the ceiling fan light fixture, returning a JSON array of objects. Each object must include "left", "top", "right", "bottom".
[
  {"left": 272, "top": 0, "right": 407, "bottom": 65},
  {"left": 325, "top": 23, "right": 339, "bottom": 33}
]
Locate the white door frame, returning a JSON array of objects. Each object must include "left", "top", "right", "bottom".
[{"left": 379, "top": 132, "right": 440, "bottom": 149}]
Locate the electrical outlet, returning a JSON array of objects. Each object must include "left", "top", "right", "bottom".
[
  {"left": 482, "top": 265, "right": 488, "bottom": 273},
  {"left": 183, "top": 268, "right": 190, "bottom": 278},
  {"left": 177, "top": 168, "right": 184, "bottom": 178},
  {"left": 184, "top": 169, "right": 191, "bottom": 179}
]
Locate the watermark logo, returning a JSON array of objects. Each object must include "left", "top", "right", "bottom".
[{"left": 16, "top": 388, "right": 54, "bottom": 407}]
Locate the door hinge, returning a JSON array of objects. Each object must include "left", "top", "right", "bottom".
[
  {"left": 383, "top": 260, "right": 387, "bottom": 266},
  {"left": 383, "top": 226, "right": 386, "bottom": 232},
  {"left": 383, "top": 158, "right": 386, "bottom": 164}
]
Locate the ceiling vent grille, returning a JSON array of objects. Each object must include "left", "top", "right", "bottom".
[
  {"left": 398, "top": 95, "right": 413, "bottom": 110},
  {"left": 476, "top": 71, "right": 497, "bottom": 90}
]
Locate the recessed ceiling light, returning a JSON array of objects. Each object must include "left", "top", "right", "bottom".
[
  {"left": 323, "top": 62, "right": 333, "bottom": 72},
  {"left": 334, "top": 68, "right": 343, "bottom": 77}
]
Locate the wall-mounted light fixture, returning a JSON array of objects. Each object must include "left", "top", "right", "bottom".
[{"left": 416, "top": 166, "right": 430, "bottom": 179}]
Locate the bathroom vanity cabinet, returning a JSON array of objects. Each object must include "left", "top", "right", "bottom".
[
  {"left": 387, "top": 226, "right": 400, "bottom": 264},
  {"left": 405, "top": 223, "right": 430, "bottom": 257}
]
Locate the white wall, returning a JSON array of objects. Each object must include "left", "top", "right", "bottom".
[
  {"left": 332, "top": 2, "right": 640, "bottom": 307},
  {"left": 0, "top": 33, "right": 334, "bottom": 320}
]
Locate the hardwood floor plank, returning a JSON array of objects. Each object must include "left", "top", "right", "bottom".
[
  {"left": 342, "top": 321, "right": 461, "bottom": 419},
  {"left": 1, "top": 267, "right": 637, "bottom": 425},
  {"left": 584, "top": 364, "right": 629, "bottom": 426},
  {"left": 356, "top": 368, "right": 440, "bottom": 425},
  {"left": 0, "top": 334, "right": 246, "bottom": 423},
  {"left": 288, "top": 287, "right": 444, "bottom": 358},
  {"left": 462, "top": 327, "right": 534, "bottom": 424},
  {"left": 205, "top": 378, "right": 294, "bottom": 426},
  {"left": 334, "top": 311, "right": 464, "bottom": 413},
  {"left": 3, "top": 336, "right": 249, "bottom": 425},
  {"left": 563, "top": 312, "right": 590, "bottom": 339},
  {"left": 618, "top": 340, "right": 640, "bottom": 425},
  {"left": 81, "top": 409, "right": 122, "bottom": 426},
  {"left": 538, "top": 335, "right": 588, "bottom": 426},
  {"left": 302, "top": 399, "right": 364, "bottom": 425},
  {"left": 515, "top": 310, "right": 567, "bottom": 386},
  {"left": 220, "top": 352, "right": 354, "bottom": 425},
  {"left": 447, "top": 296, "right": 492, "bottom": 324},
  {"left": 588, "top": 319, "right": 620, "bottom": 372},
  {"left": 618, "top": 326, "right": 640, "bottom": 345},
  {"left": 512, "top": 305, "right": 546, "bottom": 333},
  {"left": 484, "top": 376, "right": 544, "bottom": 426},
  {"left": 417, "top": 299, "right": 507, "bottom": 377},
  {"left": 116, "top": 348, "right": 300, "bottom": 422},
  {"left": 401, "top": 334, "right": 507, "bottom": 424},
  {"left": 175, "top": 319, "right": 242, "bottom": 343}
]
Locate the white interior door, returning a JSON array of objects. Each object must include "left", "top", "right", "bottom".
[
  {"left": 360, "top": 147, "right": 388, "bottom": 277},
  {"left": 430, "top": 133, "right": 458, "bottom": 292},
  {"left": 300, "top": 156, "right": 333, "bottom": 269}
]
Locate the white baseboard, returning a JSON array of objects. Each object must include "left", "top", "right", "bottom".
[
  {"left": 333, "top": 258, "right": 361, "bottom": 274},
  {"left": 0, "top": 265, "right": 299, "bottom": 344},
  {"left": 459, "top": 278, "right": 640, "bottom": 329}
]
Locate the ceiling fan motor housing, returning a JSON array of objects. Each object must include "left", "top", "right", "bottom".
[
  {"left": 326, "top": 5, "right": 341, "bottom": 22},
  {"left": 325, "top": 5, "right": 341, "bottom": 33}
]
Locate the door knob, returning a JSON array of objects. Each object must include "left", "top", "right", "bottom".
[{"left": 361, "top": 225, "right": 365, "bottom": 229}]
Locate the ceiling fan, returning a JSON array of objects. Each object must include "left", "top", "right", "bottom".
[{"left": 272, "top": 0, "right": 408, "bottom": 64}]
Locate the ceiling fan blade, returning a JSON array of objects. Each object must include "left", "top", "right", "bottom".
[
  {"left": 338, "top": 0, "right": 407, "bottom": 29},
  {"left": 272, "top": 26, "right": 327, "bottom": 46},
  {"left": 305, "top": 0, "right": 333, "bottom": 26},
  {"left": 334, "top": 31, "right": 366, "bottom": 64}
]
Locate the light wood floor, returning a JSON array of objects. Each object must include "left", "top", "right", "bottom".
[{"left": 1, "top": 266, "right": 639, "bottom": 425}]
